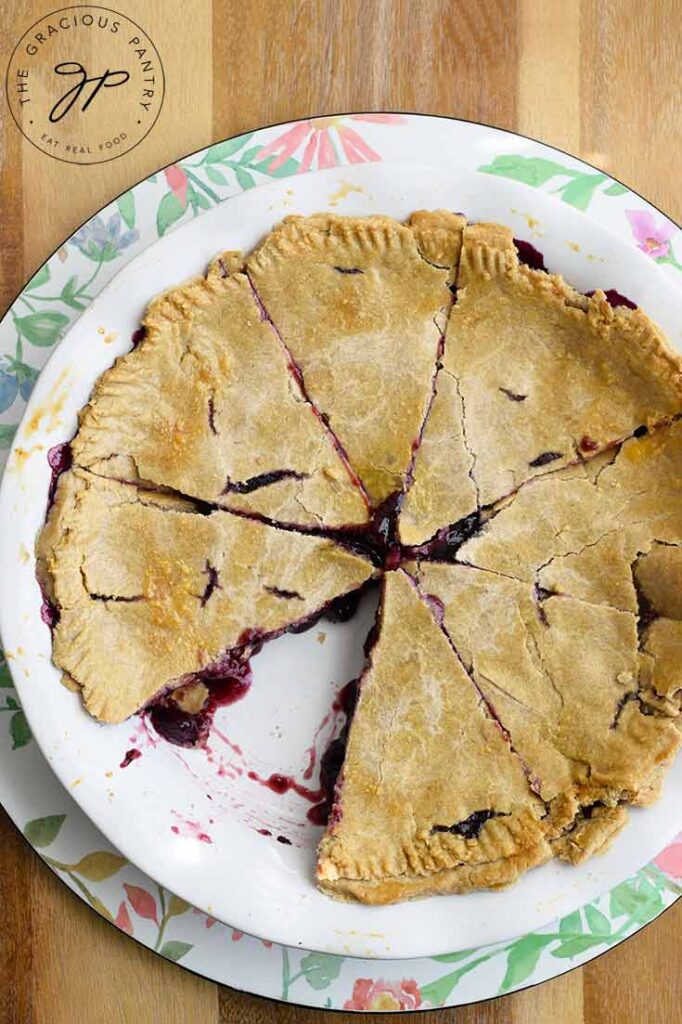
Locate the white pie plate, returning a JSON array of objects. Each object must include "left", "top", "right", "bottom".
[{"left": 1, "top": 161, "right": 682, "bottom": 960}]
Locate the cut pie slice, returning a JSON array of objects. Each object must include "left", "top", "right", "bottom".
[
  {"left": 71, "top": 255, "right": 368, "bottom": 530},
  {"left": 413, "top": 456, "right": 679, "bottom": 864},
  {"left": 247, "top": 212, "right": 465, "bottom": 507},
  {"left": 316, "top": 570, "right": 549, "bottom": 903},
  {"left": 460, "top": 419, "right": 682, "bottom": 600},
  {"left": 400, "top": 222, "right": 682, "bottom": 544},
  {"left": 37, "top": 468, "right": 375, "bottom": 723}
]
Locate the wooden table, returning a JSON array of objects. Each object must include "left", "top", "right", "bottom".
[{"left": 1, "top": 1, "right": 681, "bottom": 1020}]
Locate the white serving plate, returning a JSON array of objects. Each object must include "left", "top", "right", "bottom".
[{"left": 1, "top": 161, "right": 681, "bottom": 960}]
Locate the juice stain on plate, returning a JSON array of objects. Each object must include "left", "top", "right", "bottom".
[
  {"left": 9, "top": 443, "right": 44, "bottom": 473},
  {"left": 24, "top": 367, "right": 72, "bottom": 437},
  {"left": 523, "top": 212, "right": 542, "bottom": 235},
  {"left": 566, "top": 241, "right": 581, "bottom": 252},
  {"left": 18, "top": 542, "right": 30, "bottom": 563},
  {"left": 328, "top": 181, "right": 365, "bottom": 206}
]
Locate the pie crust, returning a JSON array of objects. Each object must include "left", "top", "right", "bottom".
[
  {"left": 36, "top": 211, "right": 682, "bottom": 905},
  {"left": 71, "top": 255, "right": 368, "bottom": 529},
  {"left": 37, "top": 468, "right": 374, "bottom": 722},
  {"left": 316, "top": 570, "right": 551, "bottom": 903},
  {"left": 400, "top": 222, "right": 682, "bottom": 545},
  {"left": 247, "top": 212, "right": 464, "bottom": 506}
]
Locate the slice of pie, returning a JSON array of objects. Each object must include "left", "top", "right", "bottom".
[
  {"left": 316, "top": 570, "right": 550, "bottom": 903},
  {"left": 37, "top": 468, "right": 375, "bottom": 722},
  {"left": 412, "top": 561, "right": 681, "bottom": 863},
  {"left": 400, "top": 223, "right": 682, "bottom": 545},
  {"left": 459, "top": 419, "right": 682, "bottom": 595},
  {"left": 247, "top": 212, "right": 464, "bottom": 507},
  {"left": 71, "top": 254, "right": 368, "bottom": 530}
]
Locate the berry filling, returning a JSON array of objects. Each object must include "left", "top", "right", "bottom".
[
  {"left": 222, "top": 469, "right": 306, "bottom": 495},
  {"left": 406, "top": 510, "right": 485, "bottom": 563},
  {"left": 120, "top": 747, "right": 142, "bottom": 768},
  {"left": 586, "top": 288, "right": 637, "bottom": 310},
  {"left": 514, "top": 240, "right": 637, "bottom": 310},
  {"left": 200, "top": 562, "right": 221, "bottom": 606},
  {"left": 147, "top": 657, "right": 252, "bottom": 748},
  {"left": 431, "top": 809, "right": 503, "bottom": 839},
  {"left": 529, "top": 450, "right": 563, "bottom": 468},
  {"left": 499, "top": 387, "right": 526, "bottom": 403},
  {"left": 47, "top": 441, "right": 72, "bottom": 509},
  {"left": 514, "top": 239, "right": 547, "bottom": 272}
]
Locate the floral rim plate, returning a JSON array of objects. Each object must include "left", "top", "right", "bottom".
[{"left": 0, "top": 113, "right": 681, "bottom": 1011}]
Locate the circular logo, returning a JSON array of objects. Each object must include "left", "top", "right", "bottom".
[{"left": 6, "top": 5, "right": 164, "bottom": 165}]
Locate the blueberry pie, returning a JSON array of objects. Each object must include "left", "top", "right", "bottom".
[{"left": 37, "top": 212, "right": 682, "bottom": 904}]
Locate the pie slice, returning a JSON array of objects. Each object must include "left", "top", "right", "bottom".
[
  {"left": 400, "top": 223, "right": 682, "bottom": 544},
  {"left": 247, "top": 212, "right": 465, "bottom": 507},
  {"left": 414, "top": 561, "right": 682, "bottom": 863},
  {"left": 71, "top": 255, "right": 368, "bottom": 530},
  {"left": 460, "top": 419, "right": 682, "bottom": 598},
  {"left": 316, "top": 570, "right": 549, "bottom": 903},
  {"left": 37, "top": 468, "right": 375, "bottom": 723}
]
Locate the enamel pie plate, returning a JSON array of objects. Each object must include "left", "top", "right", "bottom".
[{"left": 1, "top": 116, "right": 681, "bottom": 1009}]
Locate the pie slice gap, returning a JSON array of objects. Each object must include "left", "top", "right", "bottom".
[
  {"left": 399, "top": 222, "right": 682, "bottom": 545},
  {"left": 37, "top": 468, "right": 375, "bottom": 723},
  {"left": 70, "top": 254, "right": 369, "bottom": 530},
  {"left": 247, "top": 212, "right": 465, "bottom": 508},
  {"left": 316, "top": 569, "right": 549, "bottom": 903}
]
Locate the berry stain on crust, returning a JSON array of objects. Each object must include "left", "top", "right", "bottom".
[
  {"left": 46, "top": 441, "right": 72, "bottom": 508},
  {"left": 529, "top": 450, "right": 563, "bottom": 468},
  {"left": 200, "top": 562, "right": 221, "bottom": 606},
  {"left": 131, "top": 326, "right": 146, "bottom": 348},
  {"left": 222, "top": 468, "right": 306, "bottom": 495},
  {"left": 431, "top": 809, "right": 503, "bottom": 839},
  {"left": 499, "top": 387, "right": 526, "bottom": 403}
]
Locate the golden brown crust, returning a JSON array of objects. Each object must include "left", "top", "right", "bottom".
[
  {"left": 37, "top": 468, "right": 374, "bottom": 723},
  {"left": 402, "top": 221, "right": 682, "bottom": 544},
  {"left": 399, "top": 417, "right": 682, "bottom": 896},
  {"left": 551, "top": 805, "right": 629, "bottom": 864},
  {"left": 318, "top": 834, "right": 552, "bottom": 904},
  {"left": 316, "top": 571, "right": 549, "bottom": 903},
  {"left": 72, "top": 256, "right": 368, "bottom": 530},
  {"left": 247, "top": 213, "right": 464, "bottom": 506}
]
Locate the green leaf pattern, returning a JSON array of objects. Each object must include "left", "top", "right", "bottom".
[{"left": 479, "top": 154, "right": 625, "bottom": 211}]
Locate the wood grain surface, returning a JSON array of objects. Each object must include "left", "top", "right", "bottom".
[{"left": 1, "top": 1, "right": 681, "bottom": 1021}]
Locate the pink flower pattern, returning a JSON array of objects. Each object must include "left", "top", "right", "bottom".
[
  {"left": 343, "top": 977, "right": 423, "bottom": 1011},
  {"left": 164, "top": 165, "right": 188, "bottom": 208},
  {"left": 654, "top": 832, "right": 682, "bottom": 878},
  {"left": 256, "top": 114, "right": 406, "bottom": 174},
  {"left": 625, "top": 209, "right": 676, "bottom": 259}
]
